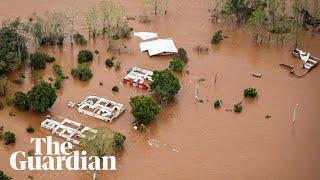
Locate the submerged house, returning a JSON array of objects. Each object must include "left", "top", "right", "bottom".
[
  {"left": 77, "top": 95, "right": 125, "bottom": 122},
  {"left": 41, "top": 116, "right": 97, "bottom": 145},
  {"left": 123, "top": 67, "right": 153, "bottom": 90},
  {"left": 140, "top": 39, "right": 178, "bottom": 56}
]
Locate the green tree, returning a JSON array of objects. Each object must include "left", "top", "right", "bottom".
[
  {"left": 12, "top": 91, "right": 30, "bottom": 111},
  {"left": 291, "top": 0, "right": 303, "bottom": 48},
  {"left": 222, "top": 0, "right": 252, "bottom": 25},
  {"left": 77, "top": 50, "right": 93, "bottom": 63},
  {"left": 212, "top": 30, "right": 223, "bottom": 44},
  {"left": 247, "top": 8, "right": 266, "bottom": 43},
  {"left": 71, "top": 63, "right": 93, "bottom": 81},
  {"left": 169, "top": 58, "right": 184, "bottom": 72},
  {"left": 0, "top": 76, "right": 8, "bottom": 97},
  {"left": 129, "top": 95, "right": 159, "bottom": 125},
  {"left": 149, "top": 69, "right": 181, "bottom": 105},
  {"left": 0, "top": 170, "right": 12, "bottom": 180},
  {"left": 112, "top": 132, "right": 126, "bottom": 151},
  {"left": 176, "top": 48, "right": 188, "bottom": 63},
  {"left": 244, "top": 87, "right": 258, "bottom": 98},
  {"left": 3, "top": 131, "right": 16, "bottom": 145},
  {"left": 30, "top": 52, "right": 54, "bottom": 69},
  {"left": 27, "top": 82, "right": 57, "bottom": 112}
]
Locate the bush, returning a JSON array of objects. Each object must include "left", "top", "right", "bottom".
[
  {"left": 77, "top": 50, "right": 93, "bottom": 63},
  {"left": 30, "top": 52, "right": 55, "bottom": 69},
  {"left": 112, "top": 132, "right": 126, "bottom": 151},
  {"left": 54, "top": 76, "right": 65, "bottom": 89},
  {"left": 130, "top": 96, "right": 159, "bottom": 125},
  {"left": 112, "top": 85, "right": 119, "bottom": 92},
  {"left": 105, "top": 59, "right": 114, "bottom": 68},
  {"left": 0, "top": 170, "right": 12, "bottom": 180},
  {"left": 115, "top": 61, "right": 121, "bottom": 71},
  {"left": 53, "top": 64, "right": 63, "bottom": 76},
  {"left": 169, "top": 58, "right": 184, "bottom": 72},
  {"left": 4, "top": 131, "right": 15, "bottom": 145},
  {"left": 234, "top": 102, "right": 243, "bottom": 113},
  {"left": 176, "top": 48, "right": 188, "bottom": 63},
  {"left": 73, "top": 33, "right": 87, "bottom": 45},
  {"left": 27, "top": 82, "right": 57, "bottom": 112},
  {"left": 149, "top": 69, "right": 181, "bottom": 105},
  {"left": 212, "top": 30, "right": 223, "bottom": 44},
  {"left": 214, "top": 98, "right": 222, "bottom": 108},
  {"left": 244, "top": 88, "right": 258, "bottom": 98},
  {"left": 71, "top": 63, "right": 93, "bottom": 81},
  {"left": 26, "top": 126, "right": 35, "bottom": 133},
  {"left": 12, "top": 91, "right": 30, "bottom": 111}
]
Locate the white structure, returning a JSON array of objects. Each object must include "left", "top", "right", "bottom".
[
  {"left": 134, "top": 32, "right": 158, "bottom": 40},
  {"left": 292, "top": 49, "right": 319, "bottom": 70},
  {"left": 140, "top": 39, "right": 178, "bottom": 56},
  {"left": 123, "top": 67, "right": 153, "bottom": 90},
  {"left": 41, "top": 116, "right": 97, "bottom": 145},
  {"left": 77, "top": 95, "right": 125, "bottom": 122}
]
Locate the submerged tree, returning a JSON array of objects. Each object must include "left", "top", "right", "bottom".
[
  {"left": 12, "top": 91, "right": 30, "bottom": 111},
  {"left": 0, "top": 76, "right": 8, "bottom": 97},
  {"left": 247, "top": 7, "right": 266, "bottom": 43},
  {"left": 27, "top": 82, "right": 57, "bottom": 112},
  {"left": 149, "top": 69, "right": 181, "bottom": 105},
  {"left": 291, "top": 0, "right": 303, "bottom": 48},
  {"left": 129, "top": 95, "right": 159, "bottom": 125}
]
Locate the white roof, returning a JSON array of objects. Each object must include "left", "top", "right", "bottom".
[
  {"left": 134, "top": 32, "right": 158, "bottom": 40},
  {"left": 140, "top": 39, "right": 178, "bottom": 56}
]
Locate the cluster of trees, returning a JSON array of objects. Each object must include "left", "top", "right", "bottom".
[
  {"left": 11, "top": 82, "right": 57, "bottom": 112},
  {"left": 143, "top": 0, "right": 171, "bottom": 15},
  {"left": 71, "top": 63, "right": 93, "bottom": 81},
  {"left": 84, "top": 0, "right": 131, "bottom": 39},
  {"left": 169, "top": 58, "right": 184, "bottom": 72},
  {"left": 53, "top": 64, "right": 66, "bottom": 89},
  {"left": 130, "top": 96, "right": 159, "bottom": 126},
  {"left": 30, "top": 52, "right": 55, "bottom": 69},
  {"left": 210, "top": 0, "right": 320, "bottom": 46}
]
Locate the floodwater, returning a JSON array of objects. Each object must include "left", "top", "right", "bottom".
[{"left": 0, "top": 0, "right": 320, "bottom": 179}]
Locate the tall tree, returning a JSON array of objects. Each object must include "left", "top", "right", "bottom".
[
  {"left": 292, "top": 0, "right": 303, "bottom": 48},
  {"left": 0, "top": 76, "right": 8, "bottom": 97},
  {"left": 247, "top": 7, "right": 266, "bottom": 43}
]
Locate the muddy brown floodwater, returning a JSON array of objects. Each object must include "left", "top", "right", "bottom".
[{"left": 0, "top": 0, "right": 320, "bottom": 179}]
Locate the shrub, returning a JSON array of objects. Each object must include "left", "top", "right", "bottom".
[
  {"left": 234, "top": 102, "right": 243, "bottom": 113},
  {"left": 12, "top": 91, "right": 30, "bottom": 111},
  {"left": 112, "top": 85, "right": 119, "bottom": 92},
  {"left": 0, "top": 170, "right": 12, "bottom": 180},
  {"left": 176, "top": 48, "right": 188, "bottom": 63},
  {"left": 214, "top": 98, "right": 222, "bottom": 108},
  {"left": 30, "top": 52, "right": 55, "bottom": 69},
  {"left": 54, "top": 76, "right": 64, "bottom": 89},
  {"left": 77, "top": 50, "right": 93, "bottom": 63},
  {"left": 71, "top": 63, "right": 93, "bottom": 81},
  {"left": 169, "top": 58, "right": 184, "bottom": 72},
  {"left": 244, "top": 88, "right": 258, "bottom": 98},
  {"left": 130, "top": 96, "right": 159, "bottom": 125},
  {"left": 212, "top": 30, "right": 223, "bottom": 44},
  {"left": 105, "top": 59, "right": 114, "bottom": 68},
  {"left": 149, "top": 69, "right": 181, "bottom": 105},
  {"left": 53, "top": 64, "right": 63, "bottom": 76},
  {"left": 194, "top": 45, "right": 209, "bottom": 53},
  {"left": 115, "top": 61, "right": 121, "bottom": 71},
  {"left": 3, "top": 131, "right": 15, "bottom": 145},
  {"left": 27, "top": 82, "right": 57, "bottom": 112},
  {"left": 26, "top": 126, "right": 35, "bottom": 133},
  {"left": 73, "top": 33, "right": 87, "bottom": 45},
  {"left": 112, "top": 132, "right": 126, "bottom": 151}
]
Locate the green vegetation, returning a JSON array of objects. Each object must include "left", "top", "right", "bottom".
[
  {"left": 169, "top": 58, "right": 184, "bottom": 72},
  {"left": 234, "top": 102, "right": 243, "bottom": 113},
  {"left": 0, "top": 76, "right": 8, "bottom": 97},
  {"left": 12, "top": 91, "right": 30, "bottom": 111},
  {"left": 0, "top": 170, "right": 12, "bottom": 180},
  {"left": 52, "top": 64, "right": 66, "bottom": 89},
  {"left": 77, "top": 50, "right": 93, "bottom": 63},
  {"left": 214, "top": 98, "right": 222, "bottom": 108},
  {"left": 26, "top": 126, "right": 35, "bottom": 133},
  {"left": 4, "top": 131, "right": 15, "bottom": 145},
  {"left": 73, "top": 33, "right": 87, "bottom": 45},
  {"left": 129, "top": 96, "right": 159, "bottom": 125},
  {"left": 212, "top": 30, "right": 223, "bottom": 44},
  {"left": 27, "top": 82, "right": 57, "bottom": 112},
  {"left": 149, "top": 69, "right": 181, "bottom": 105},
  {"left": 30, "top": 52, "right": 55, "bottom": 69},
  {"left": 71, "top": 63, "right": 93, "bottom": 81},
  {"left": 112, "top": 132, "right": 126, "bottom": 150},
  {"left": 176, "top": 48, "right": 188, "bottom": 63},
  {"left": 105, "top": 59, "right": 114, "bottom": 68},
  {"left": 115, "top": 61, "right": 121, "bottom": 71},
  {"left": 112, "top": 85, "right": 119, "bottom": 92},
  {"left": 244, "top": 87, "right": 258, "bottom": 98}
]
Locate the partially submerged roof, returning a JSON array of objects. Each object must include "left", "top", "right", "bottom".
[
  {"left": 140, "top": 39, "right": 178, "bottom": 56},
  {"left": 134, "top": 32, "right": 158, "bottom": 40}
]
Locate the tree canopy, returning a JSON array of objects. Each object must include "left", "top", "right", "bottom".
[
  {"left": 27, "top": 82, "right": 57, "bottom": 112},
  {"left": 149, "top": 69, "right": 181, "bottom": 105},
  {"left": 12, "top": 91, "right": 30, "bottom": 111},
  {"left": 71, "top": 63, "right": 93, "bottom": 81},
  {"left": 129, "top": 95, "right": 159, "bottom": 125}
]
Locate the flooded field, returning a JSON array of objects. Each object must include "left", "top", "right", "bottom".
[{"left": 0, "top": 0, "right": 320, "bottom": 179}]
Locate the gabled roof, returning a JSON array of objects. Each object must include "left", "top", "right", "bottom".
[{"left": 140, "top": 39, "right": 178, "bottom": 56}]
